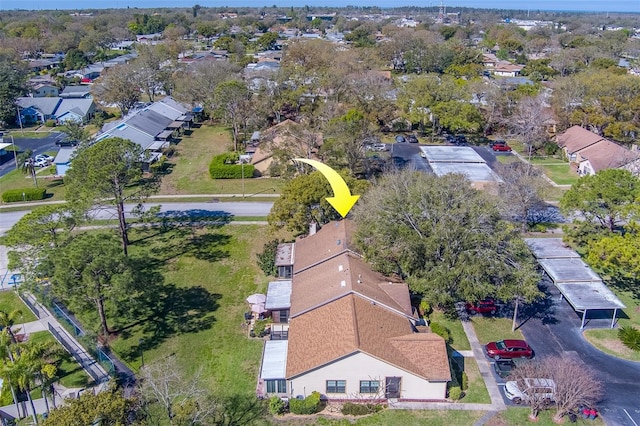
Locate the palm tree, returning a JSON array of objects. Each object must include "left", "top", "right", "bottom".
[
  {"left": 0, "top": 309, "right": 23, "bottom": 344},
  {"left": 20, "top": 341, "right": 60, "bottom": 415},
  {"left": 0, "top": 329, "right": 21, "bottom": 419},
  {"left": 21, "top": 158, "right": 38, "bottom": 188}
]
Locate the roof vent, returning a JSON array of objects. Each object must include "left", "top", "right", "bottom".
[
  {"left": 357, "top": 274, "right": 362, "bottom": 284},
  {"left": 340, "top": 280, "right": 346, "bottom": 287},
  {"left": 338, "top": 264, "right": 343, "bottom": 272},
  {"left": 336, "top": 239, "right": 341, "bottom": 246}
]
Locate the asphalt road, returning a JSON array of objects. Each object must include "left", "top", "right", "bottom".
[
  {"left": 518, "top": 281, "right": 640, "bottom": 426},
  {"left": 390, "top": 142, "right": 433, "bottom": 173},
  {"left": 0, "top": 132, "right": 64, "bottom": 177},
  {"left": 0, "top": 201, "right": 275, "bottom": 236}
]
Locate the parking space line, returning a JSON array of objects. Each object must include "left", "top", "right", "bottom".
[{"left": 624, "top": 409, "right": 639, "bottom": 426}]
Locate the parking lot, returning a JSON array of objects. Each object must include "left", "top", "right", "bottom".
[{"left": 0, "top": 132, "right": 63, "bottom": 177}]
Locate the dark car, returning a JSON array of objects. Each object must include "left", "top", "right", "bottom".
[
  {"left": 493, "top": 358, "right": 528, "bottom": 379},
  {"left": 454, "top": 135, "right": 467, "bottom": 145},
  {"left": 465, "top": 299, "right": 497, "bottom": 315},
  {"left": 395, "top": 135, "right": 406, "bottom": 143},
  {"left": 406, "top": 134, "right": 419, "bottom": 143},
  {"left": 492, "top": 143, "right": 512, "bottom": 152},
  {"left": 56, "top": 139, "right": 78, "bottom": 147},
  {"left": 485, "top": 339, "right": 534, "bottom": 360}
]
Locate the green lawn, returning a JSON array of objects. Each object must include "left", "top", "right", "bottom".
[
  {"left": 67, "top": 224, "right": 281, "bottom": 400},
  {"left": 529, "top": 156, "right": 567, "bottom": 165},
  {"left": 28, "top": 331, "right": 91, "bottom": 388},
  {"left": 584, "top": 289, "right": 640, "bottom": 361},
  {"left": 471, "top": 316, "right": 524, "bottom": 346},
  {"left": 430, "top": 309, "right": 470, "bottom": 351},
  {"left": 495, "top": 154, "right": 519, "bottom": 164},
  {"left": 490, "top": 407, "right": 606, "bottom": 426},
  {"left": 160, "top": 124, "right": 284, "bottom": 195},
  {"left": 0, "top": 168, "right": 65, "bottom": 205},
  {"left": 458, "top": 357, "right": 490, "bottom": 403},
  {"left": 0, "top": 291, "right": 37, "bottom": 322},
  {"left": 310, "top": 409, "right": 486, "bottom": 425},
  {"left": 538, "top": 164, "right": 580, "bottom": 185}
]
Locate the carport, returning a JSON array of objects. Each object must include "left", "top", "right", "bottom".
[{"left": 525, "top": 238, "right": 626, "bottom": 328}]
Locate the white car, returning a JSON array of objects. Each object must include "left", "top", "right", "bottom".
[
  {"left": 33, "top": 158, "right": 51, "bottom": 168},
  {"left": 504, "top": 378, "right": 556, "bottom": 404},
  {"left": 35, "top": 154, "right": 54, "bottom": 163}
]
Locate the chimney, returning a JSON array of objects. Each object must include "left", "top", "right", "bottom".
[{"left": 309, "top": 222, "right": 317, "bottom": 235}]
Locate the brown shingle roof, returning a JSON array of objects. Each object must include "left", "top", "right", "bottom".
[
  {"left": 293, "top": 220, "right": 356, "bottom": 273},
  {"left": 286, "top": 295, "right": 450, "bottom": 381},
  {"left": 556, "top": 125, "right": 606, "bottom": 153},
  {"left": 578, "top": 139, "right": 640, "bottom": 172},
  {"left": 290, "top": 252, "right": 413, "bottom": 318}
]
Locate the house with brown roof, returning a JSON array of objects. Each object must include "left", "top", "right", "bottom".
[
  {"left": 258, "top": 221, "right": 451, "bottom": 401},
  {"left": 556, "top": 126, "right": 640, "bottom": 176}
]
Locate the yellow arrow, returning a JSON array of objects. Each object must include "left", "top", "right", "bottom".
[{"left": 294, "top": 158, "right": 360, "bottom": 217}]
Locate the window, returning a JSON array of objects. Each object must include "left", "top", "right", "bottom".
[
  {"left": 359, "top": 380, "right": 380, "bottom": 394},
  {"left": 266, "top": 379, "right": 286, "bottom": 393},
  {"left": 326, "top": 380, "right": 346, "bottom": 393},
  {"left": 280, "top": 309, "right": 289, "bottom": 323}
]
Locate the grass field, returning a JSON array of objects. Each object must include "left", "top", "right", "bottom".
[
  {"left": 471, "top": 316, "right": 524, "bottom": 346},
  {"left": 160, "top": 125, "right": 285, "bottom": 195},
  {"left": 584, "top": 289, "right": 640, "bottom": 361},
  {"left": 0, "top": 291, "right": 37, "bottom": 323},
  {"left": 429, "top": 309, "right": 470, "bottom": 351},
  {"left": 28, "top": 331, "right": 91, "bottom": 388},
  {"left": 278, "top": 409, "right": 486, "bottom": 425},
  {"left": 0, "top": 167, "right": 65, "bottom": 205},
  {"left": 457, "top": 357, "right": 490, "bottom": 404},
  {"left": 538, "top": 164, "right": 580, "bottom": 185},
  {"left": 529, "top": 156, "right": 567, "bottom": 165},
  {"left": 489, "top": 407, "right": 605, "bottom": 426}
]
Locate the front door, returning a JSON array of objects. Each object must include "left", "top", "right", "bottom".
[{"left": 385, "top": 377, "right": 401, "bottom": 398}]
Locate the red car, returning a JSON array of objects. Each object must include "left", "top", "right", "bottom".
[
  {"left": 485, "top": 339, "right": 534, "bottom": 360},
  {"left": 465, "top": 299, "right": 497, "bottom": 315},
  {"left": 492, "top": 143, "right": 512, "bottom": 152}
]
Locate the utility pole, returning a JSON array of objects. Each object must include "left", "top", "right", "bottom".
[{"left": 10, "top": 134, "right": 18, "bottom": 168}]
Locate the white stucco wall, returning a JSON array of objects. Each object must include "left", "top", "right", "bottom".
[{"left": 288, "top": 351, "right": 447, "bottom": 400}]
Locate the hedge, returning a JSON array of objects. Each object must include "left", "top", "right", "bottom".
[
  {"left": 2, "top": 188, "right": 47, "bottom": 203},
  {"left": 289, "top": 391, "right": 323, "bottom": 415},
  {"left": 209, "top": 152, "right": 254, "bottom": 179}
]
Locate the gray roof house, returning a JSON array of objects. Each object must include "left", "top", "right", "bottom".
[
  {"left": 125, "top": 109, "right": 173, "bottom": 137},
  {"left": 17, "top": 97, "right": 62, "bottom": 123},
  {"left": 147, "top": 96, "right": 190, "bottom": 121},
  {"left": 60, "top": 85, "right": 93, "bottom": 99},
  {"left": 55, "top": 99, "right": 96, "bottom": 124}
]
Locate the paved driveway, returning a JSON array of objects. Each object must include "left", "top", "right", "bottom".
[
  {"left": 390, "top": 143, "right": 433, "bottom": 173},
  {"left": 0, "top": 132, "right": 63, "bottom": 177},
  {"left": 519, "top": 283, "right": 640, "bottom": 426}
]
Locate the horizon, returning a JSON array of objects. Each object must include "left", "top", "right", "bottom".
[{"left": 1, "top": 0, "right": 639, "bottom": 13}]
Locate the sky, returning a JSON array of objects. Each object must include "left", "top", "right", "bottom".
[{"left": 1, "top": 0, "right": 639, "bottom": 12}]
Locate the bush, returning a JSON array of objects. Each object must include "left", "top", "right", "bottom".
[
  {"left": 45, "top": 119, "right": 56, "bottom": 127},
  {"left": 209, "top": 152, "right": 254, "bottom": 179},
  {"left": 461, "top": 371, "right": 468, "bottom": 391},
  {"left": 341, "top": 402, "right": 382, "bottom": 416},
  {"left": 268, "top": 396, "right": 286, "bottom": 415},
  {"left": 257, "top": 239, "right": 281, "bottom": 276},
  {"left": 544, "top": 142, "right": 559, "bottom": 156},
  {"left": 448, "top": 386, "right": 462, "bottom": 400},
  {"left": 289, "top": 391, "right": 323, "bottom": 415},
  {"left": 429, "top": 322, "right": 450, "bottom": 343},
  {"left": 2, "top": 188, "right": 47, "bottom": 203},
  {"left": 419, "top": 300, "right": 432, "bottom": 317},
  {"left": 619, "top": 326, "right": 640, "bottom": 351}
]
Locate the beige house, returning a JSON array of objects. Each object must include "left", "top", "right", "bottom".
[
  {"left": 258, "top": 221, "right": 451, "bottom": 401},
  {"left": 556, "top": 126, "right": 640, "bottom": 176}
]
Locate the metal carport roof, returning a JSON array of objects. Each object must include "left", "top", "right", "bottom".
[{"left": 525, "top": 238, "right": 625, "bottom": 328}]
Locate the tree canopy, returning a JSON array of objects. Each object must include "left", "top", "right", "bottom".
[{"left": 352, "top": 170, "right": 541, "bottom": 305}]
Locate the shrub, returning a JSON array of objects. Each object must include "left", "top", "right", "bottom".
[
  {"left": 45, "top": 119, "right": 56, "bottom": 127},
  {"left": 268, "top": 396, "right": 286, "bottom": 415},
  {"left": 289, "top": 391, "right": 323, "bottom": 415},
  {"left": 619, "top": 326, "right": 640, "bottom": 351},
  {"left": 419, "top": 300, "right": 432, "bottom": 317},
  {"left": 2, "top": 188, "right": 47, "bottom": 203},
  {"left": 429, "top": 322, "right": 450, "bottom": 343},
  {"left": 461, "top": 371, "right": 468, "bottom": 391},
  {"left": 341, "top": 402, "right": 382, "bottom": 416},
  {"left": 209, "top": 152, "right": 254, "bottom": 179},
  {"left": 544, "top": 142, "right": 559, "bottom": 156},
  {"left": 257, "top": 239, "right": 281, "bottom": 276},
  {"left": 448, "top": 386, "right": 462, "bottom": 400}
]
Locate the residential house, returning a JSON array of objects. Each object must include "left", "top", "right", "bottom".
[
  {"left": 492, "top": 62, "right": 524, "bottom": 77},
  {"left": 258, "top": 221, "right": 450, "bottom": 401},
  {"left": 556, "top": 126, "right": 640, "bottom": 176},
  {"left": 59, "top": 85, "right": 93, "bottom": 99},
  {"left": 54, "top": 99, "right": 96, "bottom": 124},
  {"left": 16, "top": 98, "right": 62, "bottom": 124},
  {"left": 53, "top": 147, "right": 77, "bottom": 176},
  {"left": 250, "top": 120, "right": 323, "bottom": 176},
  {"left": 31, "top": 83, "right": 59, "bottom": 98},
  {"left": 275, "top": 242, "right": 294, "bottom": 279}
]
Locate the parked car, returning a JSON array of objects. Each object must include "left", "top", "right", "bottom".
[
  {"left": 454, "top": 135, "right": 467, "bottom": 145},
  {"left": 465, "top": 298, "right": 497, "bottom": 315},
  {"left": 395, "top": 135, "right": 406, "bottom": 143},
  {"left": 55, "top": 139, "right": 78, "bottom": 147},
  {"left": 492, "top": 143, "right": 512, "bottom": 152},
  {"left": 489, "top": 140, "right": 507, "bottom": 148},
  {"left": 504, "top": 378, "right": 556, "bottom": 404},
  {"left": 406, "top": 134, "right": 419, "bottom": 143},
  {"left": 33, "top": 158, "right": 51, "bottom": 167},
  {"left": 493, "top": 358, "right": 528, "bottom": 379},
  {"left": 35, "top": 154, "right": 54, "bottom": 163},
  {"left": 420, "top": 151, "right": 427, "bottom": 158},
  {"left": 485, "top": 339, "right": 533, "bottom": 360},
  {"left": 373, "top": 143, "right": 388, "bottom": 151}
]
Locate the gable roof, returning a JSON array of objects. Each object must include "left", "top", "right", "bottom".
[
  {"left": 286, "top": 295, "right": 450, "bottom": 381},
  {"left": 556, "top": 125, "right": 606, "bottom": 153},
  {"left": 290, "top": 251, "right": 413, "bottom": 318},
  {"left": 147, "top": 96, "right": 190, "bottom": 120},
  {"left": 17, "top": 97, "right": 62, "bottom": 116},
  {"left": 251, "top": 119, "right": 323, "bottom": 170},
  {"left": 124, "top": 109, "right": 173, "bottom": 137},
  {"left": 578, "top": 139, "right": 640, "bottom": 172},
  {"left": 60, "top": 85, "right": 92, "bottom": 98},
  {"left": 54, "top": 98, "right": 95, "bottom": 117},
  {"left": 293, "top": 220, "right": 356, "bottom": 273},
  {"left": 96, "top": 123, "right": 156, "bottom": 150}
]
